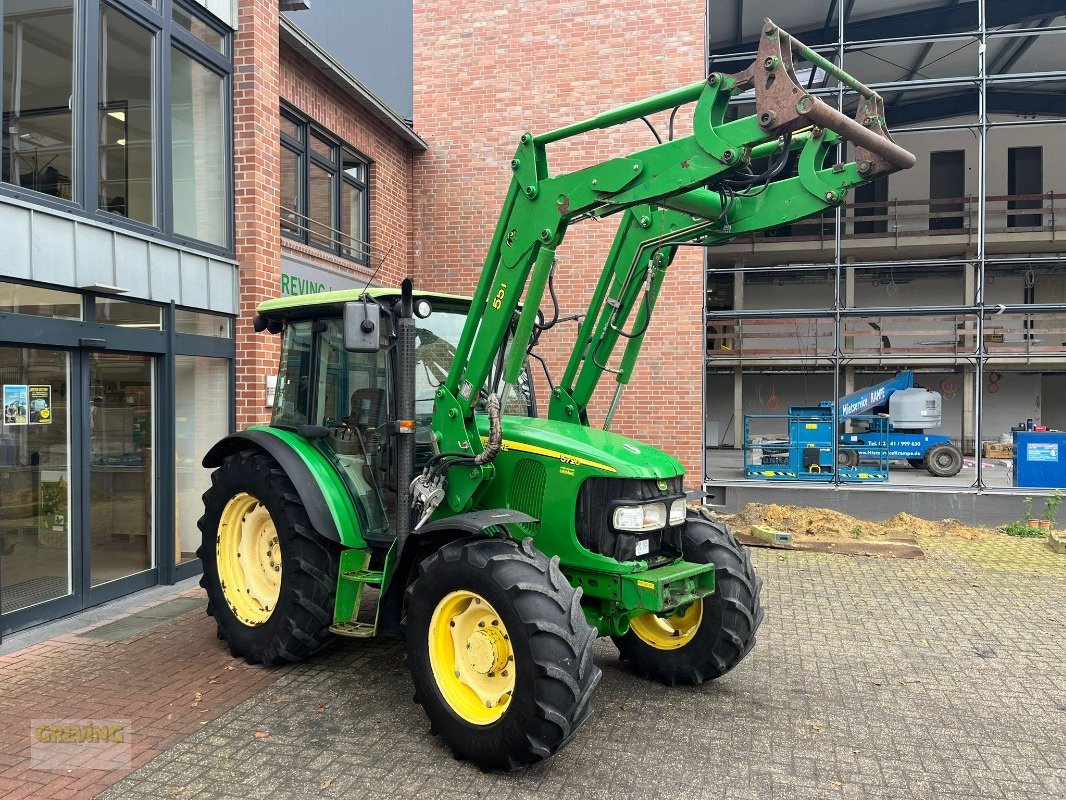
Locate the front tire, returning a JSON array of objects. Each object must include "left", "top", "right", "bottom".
[
  {"left": 614, "top": 513, "right": 764, "bottom": 685},
  {"left": 405, "top": 537, "right": 600, "bottom": 770},
  {"left": 197, "top": 449, "right": 340, "bottom": 666},
  {"left": 926, "top": 443, "right": 963, "bottom": 477}
]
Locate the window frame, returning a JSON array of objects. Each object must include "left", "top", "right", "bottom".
[
  {"left": 0, "top": 0, "right": 234, "bottom": 255},
  {"left": 280, "top": 103, "right": 372, "bottom": 266}
]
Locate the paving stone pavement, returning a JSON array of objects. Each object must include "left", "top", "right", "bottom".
[{"left": 101, "top": 537, "right": 1066, "bottom": 800}]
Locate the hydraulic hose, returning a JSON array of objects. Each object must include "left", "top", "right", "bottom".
[{"left": 473, "top": 393, "right": 503, "bottom": 466}]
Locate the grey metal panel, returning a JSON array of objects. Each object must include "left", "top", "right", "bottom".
[
  {"left": 149, "top": 244, "right": 182, "bottom": 304},
  {"left": 207, "top": 258, "right": 235, "bottom": 314},
  {"left": 179, "top": 251, "right": 210, "bottom": 309},
  {"left": 31, "top": 212, "right": 77, "bottom": 287},
  {"left": 0, "top": 203, "right": 32, "bottom": 280},
  {"left": 74, "top": 225, "right": 115, "bottom": 289},
  {"left": 115, "top": 236, "right": 152, "bottom": 298},
  {"left": 0, "top": 197, "right": 238, "bottom": 314}
]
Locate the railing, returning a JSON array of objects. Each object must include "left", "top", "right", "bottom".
[
  {"left": 722, "top": 192, "right": 1065, "bottom": 247},
  {"left": 707, "top": 317, "right": 835, "bottom": 357},
  {"left": 280, "top": 204, "right": 371, "bottom": 263},
  {"left": 706, "top": 312, "right": 1066, "bottom": 358}
]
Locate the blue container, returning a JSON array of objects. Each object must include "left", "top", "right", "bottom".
[{"left": 1013, "top": 431, "right": 1066, "bottom": 488}]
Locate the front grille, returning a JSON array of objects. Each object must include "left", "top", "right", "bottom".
[{"left": 576, "top": 476, "right": 684, "bottom": 563}]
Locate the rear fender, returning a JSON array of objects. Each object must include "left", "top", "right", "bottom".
[
  {"left": 376, "top": 509, "right": 538, "bottom": 637},
  {"left": 202, "top": 427, "right": 366, "bottom": 549}
]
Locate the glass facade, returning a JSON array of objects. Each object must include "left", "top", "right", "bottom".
[
  {"left": 0, "top": 291, "right": 234, "bottom": 634},
  {"left": 170, "top": 47, "right": 227, "bottom": 246},
  {"left": 2, "top": 0, "right": 76, "bottom": 201},
  {"left": 99, "top": 7, "right": 156, "bottom": 225},
  {"left": 0, "top": 1, "right": 235, "bottom": 636},
  {"left": 705, "top": 1, "right": 1066, "bottom": 490},
  {"left": 0, "top": 347, "right": 71, "bottom": 615},
  {"left": 174, "top": 355, "right": 229, "bottom": 565},
  {"left": 0, "top": 0, "right": 233, "bottom": 251}
]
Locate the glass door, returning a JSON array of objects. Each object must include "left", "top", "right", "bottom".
[
  {"left": 0, "top": 347, "right": 72, "bottom": 616},
  {"left": 88, "top": 353, "right": 154, "bottom": 587}
]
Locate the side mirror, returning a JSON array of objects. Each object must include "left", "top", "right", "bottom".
[{"left": 343, "top": 300, "right": 380, "bottom": 352}]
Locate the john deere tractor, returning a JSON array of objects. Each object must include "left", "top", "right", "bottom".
[{"left": 199, "top": 20, "right": 915, "bottom": 769}]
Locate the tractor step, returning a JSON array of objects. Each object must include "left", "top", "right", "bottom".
[
  {"left": 329, "top": 621, "right": 377, "bottom": 638},
  {"left": 340, "top": 569, "right": 384, "bottom": 586}
]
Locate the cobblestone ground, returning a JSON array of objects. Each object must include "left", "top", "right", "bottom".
[{"left": 101, "top": 537, "right": 1065, "bottom": 800}]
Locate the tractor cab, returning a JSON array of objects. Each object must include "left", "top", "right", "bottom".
[{"left": 258, "top": 288, "right": 535, "bottom": 543}]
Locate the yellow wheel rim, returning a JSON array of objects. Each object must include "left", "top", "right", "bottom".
[
  {"left": 216, "top": 493, "right": 282, "bottom": 626},
  {"left": 428, "top": 590, "right": 516, "bottom": 725},
  {"left": 630, "top": 601, "right": 703, "bottom": 650}
]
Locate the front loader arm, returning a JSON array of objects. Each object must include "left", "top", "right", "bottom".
[
  {"left": 430, "top": 18, "right": 916, "bottom": 513},
  {"left": 549, "top": 126, "right": 866, "bottom": 426}
]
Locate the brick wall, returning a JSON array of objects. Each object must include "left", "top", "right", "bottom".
[
  {"left": 411, "top": 1, "right": 707, "bottom": 480},
  {"left": 234, "top": 0, "right": 417, "bottom": 429},
  {"left": 233, "top": 0, "right": 281, "bottom": 429}
]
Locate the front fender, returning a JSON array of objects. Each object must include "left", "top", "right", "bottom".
[
  {"left": 376, "top": 509, "right": 538, "bottom": 637},
  {"left": 203, "top": 427, "right": 365, "bottom": 549}
]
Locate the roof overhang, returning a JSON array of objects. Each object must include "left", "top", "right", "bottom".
[{"left": 279, "top": 15, "right": 427, "bottom": 152}]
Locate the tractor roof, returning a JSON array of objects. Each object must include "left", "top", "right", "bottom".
[{"left": 257, "top": 287, "right": 471, "bottom": 320}]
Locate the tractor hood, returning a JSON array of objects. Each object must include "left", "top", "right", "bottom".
[{"left": 476, "top": 415, "right": 685, "bottom": 481}]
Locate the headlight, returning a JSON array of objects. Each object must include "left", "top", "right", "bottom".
[
  {"left": 668, "top": 498, "right": 686, "bottom": 525},
  {"left": 613, "top": 502, "right": 667, "bottom": 532}
]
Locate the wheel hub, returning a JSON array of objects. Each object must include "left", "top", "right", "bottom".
[{"left": 465, "top": 625, "right": 508, "bottom": 675}]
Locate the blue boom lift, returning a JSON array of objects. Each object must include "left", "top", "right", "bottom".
[
  {"left": 834, "top": 371, "right": 962, "bottom": 477},
  {"left": 744, "top": 371, "right": 964, "bottom": 481}
]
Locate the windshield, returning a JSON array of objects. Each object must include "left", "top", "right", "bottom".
[{"left": 414, "top": 307, "right": 535, "bottom": 426}]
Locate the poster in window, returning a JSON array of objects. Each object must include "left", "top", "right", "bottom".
[
  {"left": 3, "top": 385, "right": 28, "bottom": 425},
  {"left": 29, "top": 385, "right": 52, "bottom": 424}
]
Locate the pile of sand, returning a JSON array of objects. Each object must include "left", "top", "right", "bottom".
[{"left": 724, "top": 503, "right": 996, "bottom": 542}]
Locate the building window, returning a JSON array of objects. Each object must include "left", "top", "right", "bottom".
[
  {"left": 2, "top": 0, "right": 76, "bottom": 201},
  {"left": 0, "top": 0, "right": 233, "bottom": 251},
  {"left": 929, "top": 150, "right": 965, "bottom": 232},
  {"left": 1007, "top": 146, "right": 1042, "bottom": 229},
  {"left": 280, "top": 106, "right": 371, "bottom": 264},
  {"left": 170, "top": 47, "right": 226, "bottom": 246},
  {"left": 100, "top": 7, "right": 156, "bottom": 225}
]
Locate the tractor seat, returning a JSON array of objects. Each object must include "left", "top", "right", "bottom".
[{"left": 347, "top": 388, "right": 386, "bottom": 434}]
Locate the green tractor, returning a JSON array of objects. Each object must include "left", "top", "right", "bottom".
[{"left": 198, "top": 19, "right": 914, "bottom": 769}]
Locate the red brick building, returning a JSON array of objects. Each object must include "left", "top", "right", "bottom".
[
  {"left": 233, "top": 1, "right": 425, "bottom": 429},
  {"left": 410, "top": 1, "right": 708, "bottom": 478}
]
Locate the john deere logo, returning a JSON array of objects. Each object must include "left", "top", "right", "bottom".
[{"left": 656, "top": 480, "right": 668, "bottom": 491}]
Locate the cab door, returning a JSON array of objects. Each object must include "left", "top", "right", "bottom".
[{"left": 312, "top": 318, "right": 393, "bottom": 540}]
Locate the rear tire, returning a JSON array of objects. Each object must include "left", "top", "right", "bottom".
[
  {"left": 614, "top": 513, "right": 764, "bottom": 685},
  {"left": 198, "top": 449, "right": 340, "bottom": 666},
  {"left": 907, "top": 458, "right": 926, "bottom": 470},
  {"left": 925, "top": 444, "right": 963, "bottom": 478},
  {"left": 405, "top": 537, "right": 600, "bottom": 770}
]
